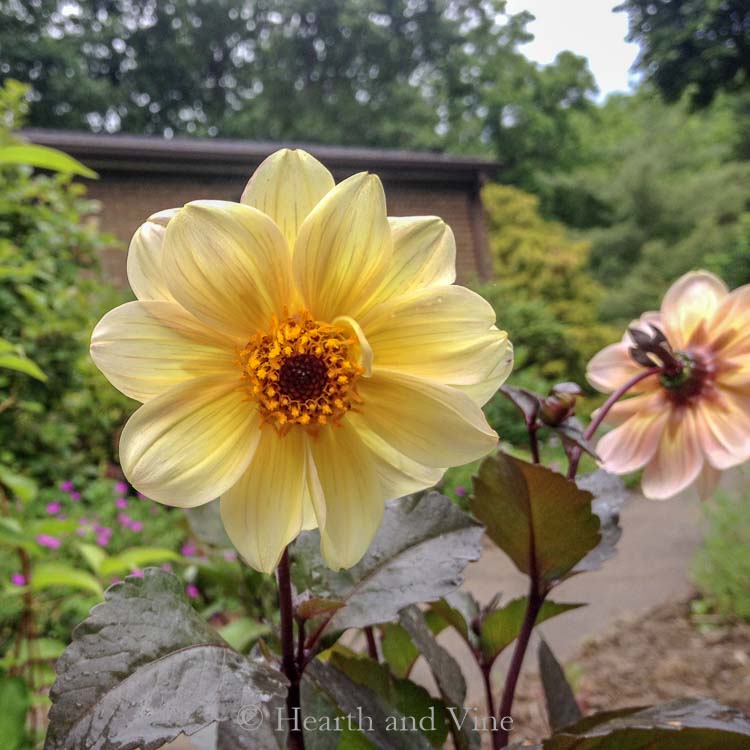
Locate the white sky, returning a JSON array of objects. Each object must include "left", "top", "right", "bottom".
[{"left": 504, "top": 0, "right": 641, "bottom": 96}]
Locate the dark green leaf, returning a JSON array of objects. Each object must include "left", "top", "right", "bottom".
[
  {"left": 293, "top": 493, "right": 482, "bottom": 636},
  {"left": 538, "top": 638, "right": 582, "bottom": 733},
  {"left": 46, "top": 568, "right": 287, "bottom": 750},
  {"left": 542, "top": 698, "right": 750, "bottom": 749},
  {"left": 303, "top": 659, "right": 434, "bottom": 750},
  {"left": 430, "top": 591, "right": 480, "bottom": 646},
  {"left": 0, "top": 465, "right": 38, "bottom": 503},
  {"left": 471, "top": 453, "right": 600, "bottom": 584},
  {"left": 480, "top": 598, "right": 584, "bottom": 663},
  {"left": 573, "top": 470, "right": 628, "bottom": 575},
  {"left": 399, "top": 606, "right": 479, "bottom": 750},
  {"left": 0, "top": 676, "right": 29, "bottom": 750}
]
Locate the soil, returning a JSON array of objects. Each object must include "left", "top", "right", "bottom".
[{"left": 509, "top": 598, "right": 750, "bottom": 743}]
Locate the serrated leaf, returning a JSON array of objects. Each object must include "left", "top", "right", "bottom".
[
  {"left": 0, "top": 676, "right": 29, "bottom": 750},
  {"left": 30, "top": 563, "right": 103, "bottom": 596},
  {"left": 303, "top": 659, "right": 434, "bottom": 750},
  {"left": 99, "top": 546, "right": 182, "bottom": 577},
  {"left": 0, "top": 143, "right": 97, "bottom": 178},
  {"left": 293, "top": 492, "right": 482, "bottom": 636},
  {"left": 399, "top": 606, "right": 479, "bottom": 750},
  {"left": 538, "top": 638, "right": 582, "bottom": 733},
  {"left": 542, "top": 698, "right": 750, "bottom": 749},
  {"left": 572, "top": 470, "right": 628, "bottom": 575},
  {"left": 480, "top": 598, "right": 584, "bottom": 663},
  {"left": 471, "top": 453, "right": 600, "bottom": 584},
  {"left": 45, "top": 569, "right": 287, "bottom": 750}
]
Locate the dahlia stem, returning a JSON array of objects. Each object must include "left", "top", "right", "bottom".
[
  {"left": 528, "top": 422, "right": 541, "bottom": 464},
  {"left": 566, "top": 367, "right": 661, "bottom": 480},
  {"left": 364, "top": 626, "right": 379, "bottom": 661},
  {"left": 277, "top": 547, "right": 304, "bottom": 750}
]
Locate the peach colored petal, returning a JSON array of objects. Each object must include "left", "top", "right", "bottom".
[
  {"left": 599, "top": 392, "right": 664, "bottom": 428},
  {"left": 587, "top": 343, "right": 648, "bottom": 394},
  {"left": 709, "top": 284, "right": 750, "bottom": 357},
  {"left": 596, "top": 409, "right": 669, "bottom": 474},
  {"left": 695, "top": 393, "right": 750, "bottom": 470},
  {"left": 660, "top": 271, "right": 728, "bottom": 349},
  {"left": 641, "top": 408, "right": 704, "bottom": 500}
]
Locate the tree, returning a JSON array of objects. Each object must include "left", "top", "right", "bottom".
[{"left": 617, "top": 0, "right": 750, "bottom": 108}]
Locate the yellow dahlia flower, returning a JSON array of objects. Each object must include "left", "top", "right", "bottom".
[
  {"left": 587, "top": 270, "right": 750, "bottom": 500},
  {"left": 91, "top": 149, "right": 512, "bottom": 572}
]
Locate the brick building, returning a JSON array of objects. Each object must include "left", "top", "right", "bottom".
[{"left": 25, "top": 129, "right": 497, "bottom": 285}]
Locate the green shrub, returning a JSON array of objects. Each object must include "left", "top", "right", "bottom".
[{"left": 693, "top": 483, "right": 750, "bottom": 621}]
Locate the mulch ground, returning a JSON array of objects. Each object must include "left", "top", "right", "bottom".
[{"left": 510, "top": 598, "right": 750, "bottom": 743}]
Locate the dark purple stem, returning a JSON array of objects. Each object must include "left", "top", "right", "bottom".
[
  {"left": 364, "top": 626, "right": 379, "bottom": 662},
  {"left": 277, "top": 548, "right": 304, "bottom": 750},
  {"left": 567, "top": 367, "right": 661, "bottom": 480}
]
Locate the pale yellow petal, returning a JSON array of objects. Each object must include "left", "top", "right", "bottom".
[
  {"left": 352, "top": 418, "right": 445, "bottom": 499},
  {"left": 641, "top": 408, "right": 704, "bottom": 499},
  {"left": 220, "top": 428, "right": 308, "bottom": 574},
  {"left": 695, "top": 393, "right": 750, "bottom": 470},
  {"left": 710, "top": 284, "right": 750, "bottom": 357},
  {"left": 360, "top": 285, "right": 511, "bottom": 404},
  {"left": 240, "top": 149, "right": 335, "bottom": 251},
  {"left": 163, "top": 200, "right": 292, "bottom": 338},
  {"left": 119, "top": 375, "right": 260, "bottom": 507},
  {"left": 91, "top": 301, "right": 237, "bottom": 402},
  {"left": 596, "top": 409, "right": 669, "bottom": 474},
  {"left": 366, "top": 216, "right": 456, "bottom": 307},
  {"left": 308, "top": 422, "right": 383, "bottom": 571},
  {"left": 355, "top": 370, "right": 497, "bottom": 468},
  {"left": 661, "top": 270, "right": 728, "bottom": 348},
  {"left": 293, "top": 173, "right": 391, "bottom": 321},
  {"left": 126, "top": 220, "right": 174, "bottom": 302}
]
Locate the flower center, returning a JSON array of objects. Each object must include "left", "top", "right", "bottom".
[
  {"left": 239, "top": 310, "right": 364, "bottom": 433},
  {"left": 659, "top": 350, "right": 714, "bottom": 405}
]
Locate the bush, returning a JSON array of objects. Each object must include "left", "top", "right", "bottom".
[{"left": 693, "top": 483, "right": 750, "bottom": 621}]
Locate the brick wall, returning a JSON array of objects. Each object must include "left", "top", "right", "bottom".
[{"left": 87, "top": 171, "right": 487, "bottom": 287}]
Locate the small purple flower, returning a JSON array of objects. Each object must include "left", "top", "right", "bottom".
[
  {"left": 137, "top": 492, "right": 148, "bottom": 501},
  {"left": 117, "top": 512, "right": 131, "bottom": 527},
  {"left": 131, "top": 568, "right": 145, "bottom": 578},
  {"left": 96, "top": 535, "right": 110, "bottom": 547},
  {"left": 115, "top": 497, "right": 128, "bottom": 510},
  {"left": 110, "top": 577, "right": 123, "bottom": 585},
  {"left": 181, "top": 541, "right": 197, "bottom": 557},
  {"left": 60, "top": 480, "right": 74, "bottom": 492},
  {"left": 11, "top": 573, "right": 26, "bottom": 586},
  {"left": 115, "top": 481, "right": 128, "bottom": 495},
  {"left": 36, "top": 534, "right": 61, "bottom": 550},
  {"left": 186, "top": 583, "right": 200, "bottom": 599},
  {"left": 45, "top": 501, "right": 62, "bottom": 515},
  {"left": 455, "top": 486, "right": 466, "bottom": 497},
  {"left": 75, "top": 527, "right": 88, "bottom": 537},
  {"left": 70, "top": 491, "right": 81, "bottom": 502},
  {"left": 223, "top": 550, "right": 238, "bottom": 562},
  {"left": 161, "top": 563, "right": 173, "bottom": 572},
  {"left": 130, "top": 520, "right": 143, "bottom": 533}
]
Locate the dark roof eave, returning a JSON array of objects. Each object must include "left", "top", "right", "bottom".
[{"left": 21, "top": 129, "right": 500, "bottom": 183}]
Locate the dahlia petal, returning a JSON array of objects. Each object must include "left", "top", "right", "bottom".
[
  {"left": 90, "top": 301, "right": 237, "bottom": 402},
  {"left": 360, "top": 285, "right": 511, "bottom": 405},
  {"left": 350, "top": 417, "right": 445, "bottom": 499},
  {"left": 163, "top": 200, "right": 292, "bottom": 338},
  {"left": 709, "top": 285, "right": 750, "bottom": 358},
  {"left": 366, "top": 216, "right": 456, "bottom": 306},
  {"left": 661, "top": 271, "right": 728, "bottom": 349},
  {"left": 356, "top": 370, "right": 497, "bottom": 468},
  {"left": 220, "top": 428, "right": 308, "bottom": 573},
  {"left": 240, "top": 149, "right": 334, "bottom": 251},
  {"left": 641, "top": 408, "right": 704, "bottom": 500},
  {"left": 596, "top": 409, "right": 669, "bottom": 474},
  {"left": 127, "top": 219, "right": 174, "bottom": 302},
  {"left": 599, "top": 392, "right": 663, "bottom": 428},
  {"left": 293, "top": 173, "right": 391, "bottom": 321},
  {"left": 586, "top": 343, "right": 645, "bottom": 394},
  {"left": 309, "top": 422, "right": 383, "bottom": 571},
  {"left": 695, "top": 394, "right": 750, "bottom": 470},
  {"left": 119, "top": 375, "right": 260, "bottom": 507}
]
